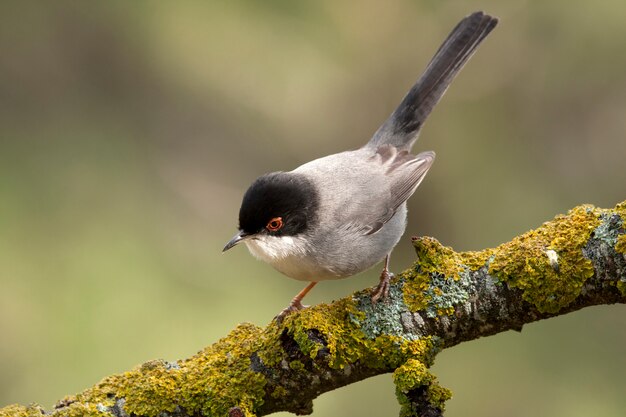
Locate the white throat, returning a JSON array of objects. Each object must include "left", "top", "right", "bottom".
[
  {"left": 243, "top": 234, "right": 313, "bottom": 280},
  {"left": 244, "top": 235, "right": 308, "bottom": 262}
]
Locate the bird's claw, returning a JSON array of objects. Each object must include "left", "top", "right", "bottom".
[
  {"left": 371, "top": 270, "right": 394, "bottom": 303},
  {"left": 274, "top": 300, "right": 309, "bottom": 323}
]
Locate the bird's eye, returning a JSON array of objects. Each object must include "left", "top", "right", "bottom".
[{"left": 266, "top": 217, "right": 284, "bottom": 232}]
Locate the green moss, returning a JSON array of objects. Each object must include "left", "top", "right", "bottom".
[{"left": 489, "top": 205, "right": 601, "bottom": 314}]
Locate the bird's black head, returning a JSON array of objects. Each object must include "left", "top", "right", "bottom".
[{"left": 238, "top": 172, "right": 319, "bottom": 237}]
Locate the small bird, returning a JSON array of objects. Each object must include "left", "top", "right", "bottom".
[{"left": 223, "top": 11, "right": 498, "bottom": 318}]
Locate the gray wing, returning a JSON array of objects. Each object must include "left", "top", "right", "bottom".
[
  {"left": 360, "top": 145, "right": 435, "bottom": 235},
  {"left": 294, "top": 146, "right": 435, "bottom": 236}
]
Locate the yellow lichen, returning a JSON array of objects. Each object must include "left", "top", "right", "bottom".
[
  {"left": 74, "top": 323, "right": 268, "bottom": 417},
  {"left": 403, "top": 237, "right": 463, "bottom": 312},
  {"left": 400, "top": 268, "right": 431, "bottom": 312},
  {"left": 617, "top": 232, "right": 626, "bottom": 298},
  {"left": 284, "top": 295, "right": 439, "bottom": 373},
  {"left": 284, "top": 297, "right": 365, "bottom": 369},
  {"left": 257, "top": 304, "right": 443, "bottom": 413},
  {"left": 289, "top": 360, "right": 305, "bottom": 372},
  {"left": 616, "top": 234, "right": 626, "bottom": 255},
  {"left": 489, "top": 205, "right": 601, "bottom": 313},
  {"left": 1, "top": 298, "right": 441, "bottom": 417},
  {"left": 56, "top": 403, "right": 109, "bottom": 417},
  {"left": 181, "top": 323, "right": 267, "bottom": 417},
  {"left": 282, "top": 296, "right": 444, "bottom": 411},
  {"left": 403, "top": 237, "right": 492, "bottom": 317},
  {"left": 608, "top": 200, "right": 625, "bottom": 258},
  {"left": 0, "top": 403, "right": 110, "bottom": 417},
  {"left": 460, "top": 248, "right": 496, "bottom": 271},
  {"left": 615, "top": 228, "right": 626, "bottom": 297},
  {"left": 270, "top": 386, "right": 288, "bottom": 399},
  {"left": 0, "top": 405, "right": 46, "bottom": 417},
  {"left": 394, "top": 358, "right": 451, "bottom": 417},
  {"left": 413, "top": 237, "right": 463, "bottom": 278}
]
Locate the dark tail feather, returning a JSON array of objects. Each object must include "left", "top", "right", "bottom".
[{"left": 367, "top": 11, "right": 498, "bottom": 150}]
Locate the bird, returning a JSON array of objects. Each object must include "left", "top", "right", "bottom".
[{"left": 223, "top": 11, "right": 498, "bottom": 319}]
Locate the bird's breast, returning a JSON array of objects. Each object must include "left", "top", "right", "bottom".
[{"left": 244, "top": 235, "right": 339, "bottom": 281}]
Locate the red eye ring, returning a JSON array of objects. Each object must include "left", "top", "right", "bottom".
[{"left": 266, "top": 217, "right": 284, "bottom": 232}]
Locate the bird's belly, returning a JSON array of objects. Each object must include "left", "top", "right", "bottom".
[
  {"left": 272, "top": 255, "right": 341, "bottom": 281},
  {"left": 245, "top": 236, "right": 383, "bottom": 282},
  {"left": 310, "top": 206, "right": 408, "bottom": 280}
]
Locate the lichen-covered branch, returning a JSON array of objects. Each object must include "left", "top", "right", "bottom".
[{"left": 2, "top": 202, "right": 626, "bottom": 417}]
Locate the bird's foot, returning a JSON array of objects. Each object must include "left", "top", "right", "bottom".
[
  {"left": 371, "top": 269, "right": 394, "bottom": 303},
  {"left": 274, "top": 299, "right": 309, "bottom": 323},
  {"left": 274, "top": 281, "right": 318, "bottom": 323}
]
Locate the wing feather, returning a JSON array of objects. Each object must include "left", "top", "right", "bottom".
[{"left": 362, "top": 145, "right": 435, "bottom": 235}]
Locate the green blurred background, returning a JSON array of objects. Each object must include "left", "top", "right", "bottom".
[{"left": 1, "top": 1, "right": 625, "bottom": 416}]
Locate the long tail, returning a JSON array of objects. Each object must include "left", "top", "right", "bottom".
[{"left": 367, "top": 11, "right": 498, "bottom": 150}]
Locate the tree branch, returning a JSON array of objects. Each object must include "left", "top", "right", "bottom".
[{"left": 2, "top": 202, "right": 625, "bottom": 417}]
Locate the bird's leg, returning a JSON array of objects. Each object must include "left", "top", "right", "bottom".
[
  {"left": 372, "top": 254, "right": 394, "bottom": 303},
  {"left": 275, "top": 281, "right": 318, "bottom": 321}
]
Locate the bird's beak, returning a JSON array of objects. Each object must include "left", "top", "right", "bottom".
[{"left": 222, "top": 231, "right": 249, "bottom": 252}]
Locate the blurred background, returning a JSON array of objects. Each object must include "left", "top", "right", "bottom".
[{"left": 1, "top": 1, "right": 625, "bottom": 416}]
